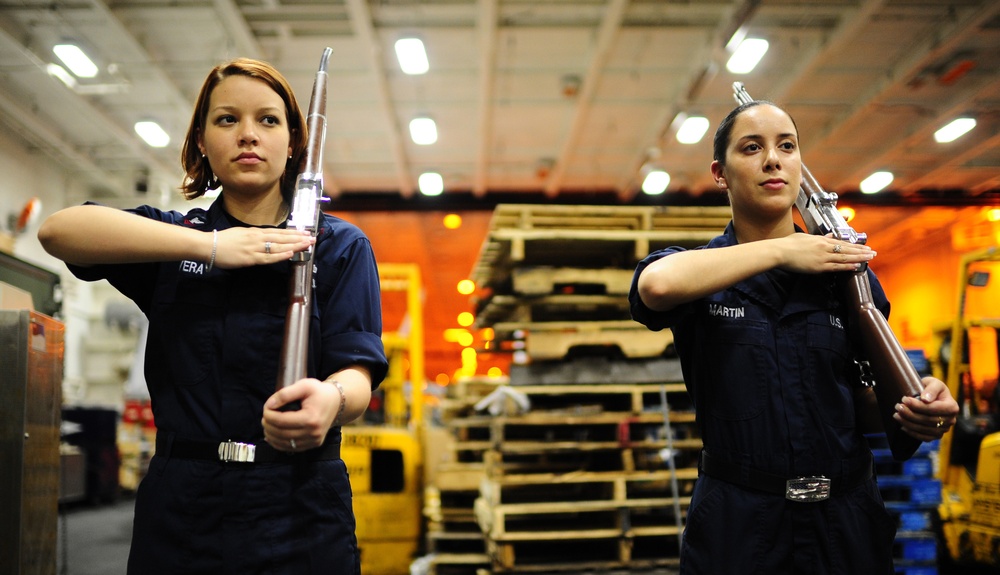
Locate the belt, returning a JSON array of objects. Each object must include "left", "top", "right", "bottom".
[
  {"left": 699, "top": 451, "right": 873, "bottom": 502},
  {"left": 156, "top": 434, "right": 341, "bottom": 464}
]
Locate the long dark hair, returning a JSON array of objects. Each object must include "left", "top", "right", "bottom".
[{"left": 180, "top": 58, "right": 307, "bottom": 201}]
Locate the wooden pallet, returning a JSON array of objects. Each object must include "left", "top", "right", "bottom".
[
  {"left": 492, "top": 320, "right": 674, "bottom": 360},
  {"left": 476, "top": 294, "right": 630, "bottom": 327},
  {"left": 479, "top": 468, "right": 699, "bottom": 507},
  {"left": 512, "top": 266, "right": 636, "bottom": 296},
  {"left": 470, "top": 204, "right": 731, "bottom": 288},
  {"left": 481, "top": 527, "right": 684, "bottom": 572},
  {"left": 481, "top": 382, "right": 691, "bottom": 413}
]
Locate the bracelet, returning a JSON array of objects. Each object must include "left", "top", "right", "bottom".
[
  {"left": 332, "top": 380, "right": 347, "bottom": 426},
  {"left": 206, "top": 229, "right": 218, "bottom": 272}
]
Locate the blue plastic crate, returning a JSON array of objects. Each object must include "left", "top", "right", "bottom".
[
  {"left": 894, "top": 566, "right": 938, "bottom": 575},
  {"left": 878, "top": 477, "right": 942, "bottom": 505},
  {"left": 875, "top": 454, "right": 934, "bottom": 479},
  {"left": 892, "top": 535, "right": 937, "bottom": 562},
  {"left": 890, "top": 508, "right": 933, "bottom": 532}
]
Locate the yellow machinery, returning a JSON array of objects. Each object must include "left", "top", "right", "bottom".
[
  {"left": 342, "top": 263, "right": 426, "bottom": 575},
  {"left": 932, "top": 246, "right": 1000, "bottom": 567}
]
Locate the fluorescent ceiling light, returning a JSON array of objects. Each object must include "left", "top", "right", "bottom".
[
  {"left": 641, "top": 169, "right": 670, "bottom": 195},
  {"left": 418, "top": 172, "right": 444, "bottom": 196},
  {"left": 676, "top": 116, "right": 710, "bottom": 144},
  {"left": 726, "top": 38, "right": 769, "bottom": 74},
  {"left": 395, "top": 38, "right": 429, "bottom": 75},
  {"left": 46, "top": 64, "right": 77, "bottom": 88},
  {"left": 934, "top": 118, "right": 976, "bottom": 143},
  {"left": 409, "top": 117, "right": 438, "bottom": 145},
  {"left": 859, "top": 171, "right": 893, "bottom": 194},
  {"left": 53, "top": 44, "right": 99, "bottom": 78},
  {"left": 134, "top": 121, "right": 170, "bottom": 148}
]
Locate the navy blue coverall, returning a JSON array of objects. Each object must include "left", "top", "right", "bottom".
[
  {"left": 629, "top": 223, "right": 898, "bottom": 575},
  {"left": 69, "top": 197, "right": 388, "bottom": 574}
]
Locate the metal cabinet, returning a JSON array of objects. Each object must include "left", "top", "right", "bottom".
[{"left": 0, "top": 310, "right": 64, "bottom": 575}]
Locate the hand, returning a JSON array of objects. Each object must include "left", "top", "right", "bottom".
[
  {"left": 893, "top": 376, "right": 960, "bottom": 442},
  {"left": 261, "top": 378, "right": 342, "bottom": 452},
  {"left": 777, "top": 233, "right": 876, "bottom": 274},
  {"left": 212, "top": 227, "right": 314, "bottom": 270}
]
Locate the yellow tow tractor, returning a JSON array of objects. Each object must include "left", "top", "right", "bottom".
[
  {"left": 342, "top": 263, "right": 427, "bottom": 575},
  {"left": 931, "top": 246, "right": 1000, "bottom": 568}
]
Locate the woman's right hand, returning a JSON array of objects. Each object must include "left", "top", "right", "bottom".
[
  {"left": 776, "top": 233, "right": 875, "bottom": 274},
  {"left": 211, "top": 227, "right": 315, "bottom": 269}
]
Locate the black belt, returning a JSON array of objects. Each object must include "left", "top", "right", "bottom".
[
  {"left": 156, "top": 434, "right": 340, "bottom": 464},
  {"left": 700, "top": 450, "right": 873, "bottom": 502}
]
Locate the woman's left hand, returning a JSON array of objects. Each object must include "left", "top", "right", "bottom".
[
  {"left": 261, "top": 378, "right": 342, "bottom": 452},
  {"left": 893, "top": 376, "right": 960, "bottom": 442}
]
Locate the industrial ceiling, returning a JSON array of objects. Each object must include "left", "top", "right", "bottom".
[{"left": 0, "top": 0, "right": 998, "bottom": 210}]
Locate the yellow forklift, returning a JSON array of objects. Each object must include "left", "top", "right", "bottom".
[
  {"left": 342, "top": 263, "right": 427, "bottom": 575},
  {"left": 931, "top": 246, "right": 1000, "bottom": 568}
]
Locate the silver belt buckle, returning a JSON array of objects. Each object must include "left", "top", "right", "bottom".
[
  {"left": 785, "top": 476, "right": 831, "bottom": 502},
  {"left": 218, "top": 440, "right": 256, "bottom": 463}
]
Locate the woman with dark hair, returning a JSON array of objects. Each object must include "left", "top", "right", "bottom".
[
  {"left": 39, "top": 58, "right": 386, "bottom": 574},
  {"left": 629, "top": 100, "right": 958, "bottom": 574}
]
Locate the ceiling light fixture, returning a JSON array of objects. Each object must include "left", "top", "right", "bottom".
[
  {"left": 418, "top": 171, "right": 443, "bottom": 196},
  {"left": 933, "top": 117, "right": 976, "bottom": 143},
  {"left": 395, "top": 38, "right": 429, "bottom": 75},
  {"left": 53, "top": 43, "right": 99, "bottom": 78},
  {"left": 46, "top": 63, "right": 77, "bottom": 88},
  {"left": 641, "top": 168, "right": 670, "bottom": 195},
  {"left": 409, "top": 117, "right": 438, "bottom": 145},
  {"left": 726, "top": 38, "right": 769, "bottom": 74},
  {"left": 859, "top": 171, "right": 893, "bottom": 194},
  {"left": 134, "top": 121, "right": 170, "bottom": 148},
  {"left": 676, "top": 116, "right": 710, "bottom": 144}
]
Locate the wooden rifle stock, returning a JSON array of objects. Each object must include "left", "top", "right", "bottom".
[
  {"left": 276, "top": 48, "right": 332, "bottom": 410},
  {"left": 733, "top": 83, "right": 923, "bottom": 460}
]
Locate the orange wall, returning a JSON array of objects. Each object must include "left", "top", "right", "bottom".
[{"left": 335, "top": 210, "right": 498, "bottom": 385}]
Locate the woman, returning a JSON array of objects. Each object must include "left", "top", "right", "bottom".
[
  {"left": 629, "top": 100, "right": 958, "bottom": 574},
  {"left": 39, "top": 58, "right": 387, "bottom": 574}
]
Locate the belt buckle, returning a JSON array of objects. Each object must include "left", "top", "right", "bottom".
[
  {"left": 218, "top": 440, "right": 256, "bottom": 463},
  {"left": 785, "top": 476, "right": 831, "bottom": 502}
]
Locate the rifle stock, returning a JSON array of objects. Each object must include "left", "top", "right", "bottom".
[
  {"left": 732, "top": 82, "right": 923, "bottom": 460},
  {"left": 276, "top": 48, "right": 333, "bottom": 410}
]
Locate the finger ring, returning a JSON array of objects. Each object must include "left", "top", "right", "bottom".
[
  {"left": 265, "top": 241, "right": 272, "bottom": 254},
  {"left": 833, "top": 244, "right": 842, "bottom": 254},
  {"left": 935, "top": 418, "right": 944, "bottom": 428},
  {"left": 289, "top": 438, "right": 297, "bottom": 450}
]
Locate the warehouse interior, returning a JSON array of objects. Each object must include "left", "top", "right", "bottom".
[{"left": 2, "top": 1, "right": 999, "bottom": 574}]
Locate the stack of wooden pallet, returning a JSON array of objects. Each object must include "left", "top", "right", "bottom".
[
  {"left": 470, "top": 204, "right": 730, "bottom": 360},
  {"left": 449, "top": 203, "right": 728, "bottom": 573},
  {"left": 473, "top": 381, "right": 700, "bottom": 573}
]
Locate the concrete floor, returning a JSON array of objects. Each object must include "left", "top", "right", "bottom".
[
  {"left": 55, "top": 496, "right": 997, "bottom": 575},
  {"left": 57, "top": 497, "right": 133, "bottom": 575}
]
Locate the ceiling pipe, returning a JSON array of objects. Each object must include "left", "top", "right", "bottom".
[
  {"left": 472, "top": 0, "right": 498, "bottom": 198},
  {"left": 345, "top": 0, "right": 415, "bottom": 198},
  {"left": 543, "top": 0, "right": 628, "bottom": 197}
]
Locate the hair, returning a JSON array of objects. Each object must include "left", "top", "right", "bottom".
[
  {"left": 180, "top": 58, "right": 307, "bottom": 201},
  {"left": 712, "top": 99, "right": 798, "bottom": 167}
]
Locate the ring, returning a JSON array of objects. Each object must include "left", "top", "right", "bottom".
[
  {"left": 935, "top": 418, "right": 944, "bottom": 428},
  {"left": 833, "top": 244, "right": 842, "bottom": 254},
  {"left": 264, "top": 241, "right": 272, "bottom": 254},
  {"left": 289, "top": 438, "right": 297, "bottom": 450}
]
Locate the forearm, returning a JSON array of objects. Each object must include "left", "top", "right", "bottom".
[
  {"left": 325, "top": 366, "right": 373, "bottom": 425},
  {"left": 638, "top": 241, "right": 783, "bottom": 311},
  {"left": 38, "top": 205, "right": 210, "bottom": 266}
]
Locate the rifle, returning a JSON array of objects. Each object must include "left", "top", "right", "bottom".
[
  {"left": 276, "top": 47, "right": 333, "bottom": 410},
  {"left": 732, "top": 82, "right": 923, "bottom": 461}
]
